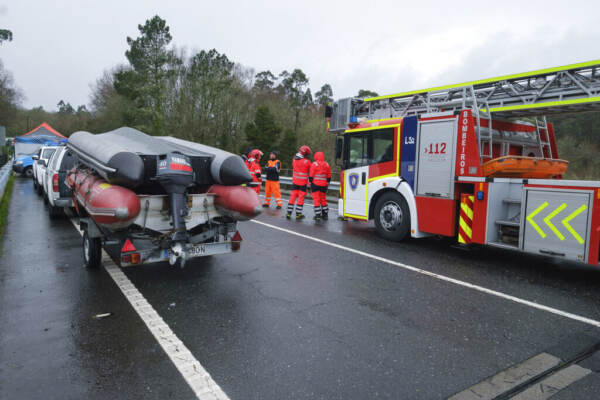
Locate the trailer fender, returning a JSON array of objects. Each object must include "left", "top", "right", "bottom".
[{"left": 396, "top": 181, "right": 429, "bottom": 238}]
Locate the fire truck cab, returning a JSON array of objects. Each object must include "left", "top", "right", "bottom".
[{"left": 330, "top": 60, "right": 600, "bottom": 266}]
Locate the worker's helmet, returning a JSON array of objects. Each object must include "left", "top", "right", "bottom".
[
  {"left": 249, "top": 149, "right": 263, "bottom": 160},
  {"left": 299, "top": 145, "right": 312, "bottom": 156}
]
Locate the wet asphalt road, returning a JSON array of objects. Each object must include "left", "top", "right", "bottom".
[{"left": 2, "top": 177, "right": 600, "bottom": 399}]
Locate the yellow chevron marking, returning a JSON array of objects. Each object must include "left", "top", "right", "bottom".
[
  {"left": 544, "top": 203, "right": 567, "bottom": 240},
  {"left": 561, "top": 204, "right": 587, "bottom": 245},
  {"left": 461, "top": 202, "right": 473, "bottom": 220},
  {"left": 458, "top": 233, "right": 466, "bottom": 244},
  {"left": 527, "top": 201, "right": 548, "bottom": 238},
  {"left": 459, "top": 218, "right": 472, "bottom": 238}
]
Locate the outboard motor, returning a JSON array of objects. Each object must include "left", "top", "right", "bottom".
[{"left": 155, "top": 153, "right": 194, "bottom": 266}]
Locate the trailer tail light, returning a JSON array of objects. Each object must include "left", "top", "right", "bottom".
[
  {"left": 121, "top": 254, "right": 131, "bottom": 263},
  {"left": 130, "top": 253, "right": 141, "bottom": 264},
  {"left": 231, "top": 231, "right": 242, "bottom": 251},
  {"left": 52, "top": 174, "right": 59, "bottom": 192}
]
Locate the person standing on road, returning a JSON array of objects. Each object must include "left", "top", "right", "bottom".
[
  {"left": 242, "top": 146, "right": 252, "bottom": 168},
  {"left": 309, "top": 151, "right": 331, "bottom": 220},
  {"left": 286, "top": 145, "right": 312, "bottom": 220},
  {"left": 247, "top": 149, "right": 263, "bottom": 195},
  {"left": 263, "top": 151, "right": 283, "bottom": 209}
]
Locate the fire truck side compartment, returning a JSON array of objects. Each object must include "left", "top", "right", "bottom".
[{"left": 521, "top": 188, "right": 593, "bottom": 263}]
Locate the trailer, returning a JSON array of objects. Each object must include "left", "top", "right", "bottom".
[
  {"left": 66, "top": 128, "right": 261, "bottom": 269},
  {"left": 327, "top": 60, "right": 600, "bottom": 265}
]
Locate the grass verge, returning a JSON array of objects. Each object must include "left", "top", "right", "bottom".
[{"left": 0, "top": 173, "right": 15, "bottom": 237}]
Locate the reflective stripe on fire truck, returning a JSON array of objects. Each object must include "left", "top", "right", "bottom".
[
  {"left": 527, "top": 201, "right": 588, "bottom": 243},
  {"left": 458, "top": 195, "right": 474, "bottom": 244},
  {"left": 364, "top": 60, "right": 600, "bottom": 102}
]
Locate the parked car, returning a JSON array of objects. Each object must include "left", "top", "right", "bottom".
[
  {"left": 13, "top": 155, "right": 35, "bottom": 177},
  {"left": 43, "top": 146, "right": 76, "bottom": 219},
  {"left": 32, "top": 146, "right": 58, "bottom": 195}
]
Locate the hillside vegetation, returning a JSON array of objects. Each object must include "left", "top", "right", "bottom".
[{"left": 0, "top": 16, "right": 597, "bottom": 178}]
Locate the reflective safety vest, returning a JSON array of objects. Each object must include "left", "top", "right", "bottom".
[
  {"left": 310, "top": 163, "right": 331, "bottom": 186},
  {"left": 265, "top": 159, "right": 281, "bottom": 181},
  {"left": 292, "top": 157, "right": 311, "bottom": 185},
  {"left": 247, "top": 160, "right": 261, "bottom": 182}
]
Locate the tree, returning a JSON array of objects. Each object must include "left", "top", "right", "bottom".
[
  {"left": 253, "top": 71, "right": 276, "bottom": 92},
  {"left": 244, "top": 105, "right": 281, "bottom": 153},
  {"left": 113, "top": 15, "right": 180, "bottom": 135},
  {"left": 278, "top": 128, "right": 297, "bottom": 168},
  {"left": 357, "top": 89, "right": 379, "bottom": 98},
  {"left": 278, "top": 69, "right": 312, "bottom": 132},
  {"left": 0, "top": 60, "right": 23, "bottom": 132},
  {"left": 315, "top": 83, "right": 333, "bottom": 105},
  {"left": 172, "top": 48, "right": 237, "bottom": 147},
  {"left": 0, "top": 29, "right": 12, "bottom": 44},
  {"left": 57, "top": 100, "right": 75, "bottom": 114}
]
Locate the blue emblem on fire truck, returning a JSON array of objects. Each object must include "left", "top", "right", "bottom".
[{"left": 349, "top": 173, "right": 359, "bottom": 190}]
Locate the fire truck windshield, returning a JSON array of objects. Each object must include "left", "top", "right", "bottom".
[{"left": 345, "top": 128, "right": 394, "bottom": 169}]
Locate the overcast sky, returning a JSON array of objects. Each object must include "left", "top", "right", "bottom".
[{"left": 1, "top": 0, "right": 599, "bottom": 111}]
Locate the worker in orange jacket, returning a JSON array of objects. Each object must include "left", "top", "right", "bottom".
[
  {"left": 309, "top": 151, "right": 331, "bottom": 220},
  {"left": 286, "top": 145, "right": 312, "bottom": 220},
  {"left": 263, "top": 151, "right": 283, "bottom": 209},
  {"left": 247, "top": 149, "right": 263, "bottom": 195}
]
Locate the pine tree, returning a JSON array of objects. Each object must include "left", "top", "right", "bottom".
[
  {"left": 278, "top": 128, "right": 297, "bottom": 168},
  {"left": 244, "top": 105, "right": 281, "bottom": 154}
]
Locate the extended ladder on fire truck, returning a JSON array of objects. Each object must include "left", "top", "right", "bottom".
[{"left": 330, "top": 60, "right": 600, "bottom": 161}]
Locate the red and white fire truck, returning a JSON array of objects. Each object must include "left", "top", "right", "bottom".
[{"left": 327, "top": 60, "right": 600, "bottom": 265}]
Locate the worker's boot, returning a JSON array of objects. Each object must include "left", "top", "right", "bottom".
[
  {"left": 322, "top": 212, "right": 328, "bottom": 220},
  {"left": 276, "top": 205, "right": 282, "bottom": 209},
  {"left": 286, "top": 212, "right": 292, "bottom": 219},
  {"left": 262, "top": 203, "right": 269, "bottom": 208},
  {"left": 296, "top": 213, "right": 305, "bottom": 220},
  {"left": 313, "top": 214, "right": 321, "bottom": 221}
]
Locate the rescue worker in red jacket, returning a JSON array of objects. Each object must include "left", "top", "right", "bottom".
[
  {"left": 247, "top": 149, "right": 263, "bottom": 195},
  {"left": 309, "top": 151, "right": 331, "bottom": 220},
  {"left": 286, "top": 145, "right": 312, "bottom": 220},
  {"left": 263, "top": 150, "right": 283, "bottom": 209}
]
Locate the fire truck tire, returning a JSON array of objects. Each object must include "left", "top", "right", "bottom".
[
  {"left": 374, "top": 192, "right": 410, "bottom": 242},
  {"left": 83, "top": 231, "right": 102, "bottom": 269}
]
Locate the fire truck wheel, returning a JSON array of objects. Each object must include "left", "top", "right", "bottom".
[
  {"left": 374, "top": 192, "right": 410, "bottom": 242},
  {"left": 83, "top": 231, "right": 102, "bottom": 269}
]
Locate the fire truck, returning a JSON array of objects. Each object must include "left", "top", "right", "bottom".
[{"left": 327, "top": 60, "right": 600, "bottom": 265}]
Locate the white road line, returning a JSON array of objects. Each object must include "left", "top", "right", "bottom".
[
  {"left": 70, "top": 219, "right": 230, "bottom": 400},
  {"left": 251, "top": 220, "right": 600, "bottom": 329}
]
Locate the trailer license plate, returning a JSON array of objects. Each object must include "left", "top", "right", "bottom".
[{"left": 188, "top": 244, "right": 206, "bottom": 256}]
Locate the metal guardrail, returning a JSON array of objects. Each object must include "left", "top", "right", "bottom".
[
  {"left": 281, "top": 169, "right": 340, "bottom": 182},
  {"left": 279, "top": 176, "right": 340, "bottom": 192},
  {"left": 0, "top": 158, "right": 13, "bottom": 199}
]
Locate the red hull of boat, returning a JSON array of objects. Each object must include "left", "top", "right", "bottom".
[
  {"left": 207, "top": 185, "right": 262, "bottom": 220},
  {"left": 67, "top": 169, "right": 141, "bottom": 230}
]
